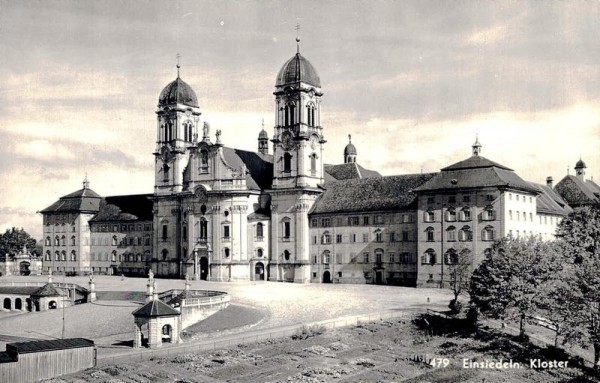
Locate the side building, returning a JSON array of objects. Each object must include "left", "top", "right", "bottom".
[{"left": 413, "top": 140, "right": 572, "bottom": 287}]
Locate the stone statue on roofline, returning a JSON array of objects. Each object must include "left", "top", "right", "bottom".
[
  {"left": 216, "top": 129, "right": 222, "bottom": 145},
  {"left": 148, "top": 269, "right": 154, "bottom": 281},
  {"left": 203, "top": 121, "right": 210, "bottom": 141}
]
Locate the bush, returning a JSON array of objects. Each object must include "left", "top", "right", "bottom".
[
  {"left": 448, "top": 299, "right": 463, "bottom": 314},
  {"left": 292, "top": 324, "right": 326, "bottom": 340}
]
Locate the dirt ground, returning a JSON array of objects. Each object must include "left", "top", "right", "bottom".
[{"left": 44, "top": 317, "right": 599, "bottom": 383}]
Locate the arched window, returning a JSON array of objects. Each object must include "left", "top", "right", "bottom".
[
  {"left": 446, "top": 226, "right": 456, "bottom": 241},
  {"left": 55, "top": 251, "right": 60, "bottom": 261},
  {"left": 422, "top": 249, "right": 436, "bottom": 265},
  {"left": 375, "top": 248, "right": 384, "bottom": 264},
  {"left": 163, "top": 163, "right": 170, "bottom": 182},
  {"left": 112, "top": 235, "right": 118, "bottom": 246},
  {"left": 71, "top": 236, "right": 76, "bottom": 246},
  {"left": 45, "top": 251, "right": 51, "bottom": 261},
  {"left": 445, "top": 249, "right": 458, "bottom": 265},
  {"left": 482, "top": 226, "right": 495, "bottom": 241},
  {"left": 283, "top": 152, "right": 292, "bottom": 173},
  {"left": 446, "top": 208, "right": 456, "bottom": 222},
  {"left": 459, "top": 226, "right": 472, "bottom": 241},
  {"left": 70, "top": 250, "right": 76, "bottom": 261},
  {"left": 256, "top": 223, "right": 264, "bottom": 239},
  {"left": 322, "top": 251, "right": 331, "bottom": 264},
  {"left": 310, "top": 153, "right": 317, "bottom": 173},
  {"left": 289, "top": 104, "right": 295, "bottom": 125},
  {"left": 284, "top": 105, "right": 289, "bottom": 126},
  {"left": 460, "top": 207, "right": 471, "bottom": 221},
  {"left": 61, "top": 236, "right": 66, "bottom": 246},
  {"left": 284, "top": 250, "right": 291, "bottom": 261},
  {"left": 257, "top": 248, "right": 263, "bottom": 258},
  {"left": 111, "top": 251, "right": 117, "bottom": 262},
  {"left": 45, "top": 236, "right": 51, "bottom": 246},
  {"left": 223, "top": 247, "right": 230, "bottom": 258},
  {"left": 483, "top": 205, "right": 496, "bottom": 221},
  {"left": 61, "top": 251, "right": 66, "bottom": 261},
  {"left": 424, "top": 210, "right": 435, "bottom": 222},
  {"left": 425, "top": 227, "right": 434, "bottom": 242},
  {"left": 282, "top": 218, "right": 291, "bottom": 240},
  {"left": 199, "top": 218, "right": 208, "bottom": 240},
  {"left": 321, "top": 231, "right": 331, "bottom": 244}
]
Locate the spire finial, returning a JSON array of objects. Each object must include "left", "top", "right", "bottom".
[
  {"left": 472, "top": 134, "right": 482, "bottom": 156},
  {"left": 567, "top": 165, "right": 570, "bottom": 175},
  {"left": 261, "top": 118, "right": 265, "bottom": 130},
  {"left": 295, "top": 22, "right": 301, "bottom": 53},
  {"left": 83, "top": 173, "right": 89, "bottom": 189},
  {"left": 348, "top": 134, "right": 352, "bottom": 143},
  {"left": 176, "top": 53, "right": 181, "bottom": 78}
]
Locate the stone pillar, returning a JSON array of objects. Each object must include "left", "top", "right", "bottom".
[
  {"left": 153, "top": 280, "right": 158, "bottom": 301},
  {"left": 193, "top": 250, "right": 199, "bottom": 281},
  {"left": 48, "top": 269, "right": 53, "bottom": 284},
  {"left": 88, "top": 275, "right": 96, "bottom": 302},
  {"left": 185, "top": 275, "right": 190, "bottom": 292},
  {"left": 148, "top": 318, "right": 160, "bottom": 349},
  {"left": 146, "top": 281, "right": 154, "bottom": 302},
  {"left": 134, "top": 325, "right": 142, "bottom": 348}
]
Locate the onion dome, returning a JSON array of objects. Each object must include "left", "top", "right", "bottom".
[
  {"left": 276, "top": 52, "right": 321, "bottom": 88},
  {"left": 575, "top": 159, "right": 587, "bottom": 169},
  {"left": 344, "top": 135, "right": 357, "bottom": 156},
  {"left": 258, "top": 129, "right": 269, "bottom": 140},
  {"left": 158, "top": 76, "right": 198, "bottom": 108}
]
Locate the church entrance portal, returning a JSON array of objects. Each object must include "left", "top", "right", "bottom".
[
  {"left": 322, "top": 271, "right": 332, "bottom": 283},
  {"left": 375, "top": 271, "right": 383, "bottom": 284},
  {"left": 200, "top": 257, "right": 209, "bottom": 280},
  {"left": 254, "top": 262, "right": 265, "bottom": 281}
]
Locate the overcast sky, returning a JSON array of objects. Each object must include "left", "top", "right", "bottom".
[{"left": 1, "top": 0, "right": 599, "bottom": 239}]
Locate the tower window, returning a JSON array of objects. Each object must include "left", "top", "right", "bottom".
[
  {"left": 283, "top": 152, "right": 292, "bottom": 173},
  {"left": 162, "top": 225, "right": 168, "bottom": 241},
  {"left": 283, "top": 220, "right": 291, "bottom": 240},
  {"left": 310, "top": 153, "right": 317, "bottom": 174}
]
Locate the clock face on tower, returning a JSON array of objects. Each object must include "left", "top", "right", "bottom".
[{"left": 281, "top": 131, "right": 294, "bottom": 151}]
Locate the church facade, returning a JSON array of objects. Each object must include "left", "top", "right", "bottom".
[{"left": 40, "top": 42, "right": 595, "bottom": 286}]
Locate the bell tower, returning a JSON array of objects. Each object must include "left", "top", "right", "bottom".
[
  {"left": 269, "top": 35, "right": 325, "bottom": 283},
  {"left": 154, "top": 59, "right": 201, "bottom": 195},
  {"left": 272, "top": 36, "right": 325, "bottom": 189}
]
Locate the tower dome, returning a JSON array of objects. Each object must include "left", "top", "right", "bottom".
[
  {"left": 344, "top": 135, "right": 357, "bottom": 163},
  {"left": 275, "top": 53, "right": 321, "bottom": 88},
  {"left": 258, "top": 129, "right": 269, "bottom": 140},
  {"left": 575, "top": 158, "right": 587, "bottom": 169},
  {"left": 158, "top": 77, "right": 198, "bottom": 108}
]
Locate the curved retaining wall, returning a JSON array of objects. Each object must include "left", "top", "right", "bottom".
[{"left": 158, "top": 289, "right": 230, "bottom": 330}]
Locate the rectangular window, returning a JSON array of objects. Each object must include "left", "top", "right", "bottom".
[
  {"left": 363, "top": 216, "right": 370, "bottom": 225},
  {"left": 389, "top": 232, "right": 395, "bottom": 242},
  {"left": 463, "top": 195, "right": 470, "bottom": 203},
  {"left": 162, "top": 225, "right": 167, "bottom": 241},
  {"left": 448, "top": 196, "right": 456, "bottom": 204},
  {"left": 523, "top": 212, "right": 526, "bottom": 221},
  {"left": 283, "top": 221, "right": 291, "bottom": 239},
  {"left": 402, "top": 214, "right": 411, "bottom": 223},
  {"left": 389, "top": 252, "right": 395, "bottom": 263},
  {"left": 321, "top": 218, "right": 330, "bottom": 227},
  {"left": 350, "top": 234, "right": 356, "bottom": 243},
  {"left": 509, "top": 210, "right": 513, "bottom": 220},
  {"left": 427, "top": 197, "right": 435, "bottom": 204},
  {"left": 530, "top": 213, "right": 533, "bottom": 222},
  {"left": 486, "top": 194, "right": 494, "bottom": 201},
  {"left": 402, "top": 231, "right": 409, "bottom": 241},
  {"left": 363, "top": 233, "right": 369, "bottom": 242},
  {"left": 363, "top": 253, "right": 369, "bottom": 263},
  {"left": 336, "top": 234, "right": 342, "bottom": 243},
  {"left": 313, "top": 236, "right": 317, "bottom": 244},
  {"left": 375, "top": 215, "right": 384, "bottom": 224},
  {"left": 313, "top": 256, "right": 318, "bottom": 264},
  {"left": 376, "top": 232, "right": 383, "bottom": 242},
  {"left": 223, "top": 225, "right": 230, "bottom": 239},
  {"left": 348, "top": 216, "right": 359, "bottom": 226},
  {"left": 311, "top": 219, "right": 318, "bottom": 227},
  {"left": 516, "top": 194, "right": 520, "bottom": 201}
]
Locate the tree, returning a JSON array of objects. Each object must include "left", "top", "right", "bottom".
[
  {"left": 0, "top": 227, "right": 38, "bottom": 259},
  {"left": 469, "top": 237, "right": 562, "bottom": 326},
  {"left": 447, "top": 249, "right": 472, "bottom": 314},
  {"left": 550, "top": 205, "right": 600, "bottom": 369}
]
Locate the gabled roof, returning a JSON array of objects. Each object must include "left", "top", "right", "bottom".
[
  {"left": 40, "top": 187, "right": 102, "bottom": 214},
  {"left": 586, "top": 179, "right": 600, "bottom": 196},
  {"left": 310, "top": 173, "right": 436, "bottom": 215},
  {"left": 7, "top": 338, "right": 94, "bottom": 355},
  {"left": 90, "top": 194, "right": 153, "bottom": 223},
  {"left": 554, "top": 175, "right": 600, "bottom": 207},
  {"left": 31, "top": 283, "right": 62, "bottom": 297},
  {"left": 324, "top": 163, "right": 381, "bottom": 181},
  {"left": 222, "top": 147, "right": 273, "bottom": 190},
  {"left": 132, "top": 299, "right": 180, "bottom": 317},
  {"left": 529, "top": 182, "right": 573, "bottom": 216},
  {"left": 415, "top": 156, "right": 537, "bottom": 193}
]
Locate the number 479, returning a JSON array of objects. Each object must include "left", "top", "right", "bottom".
[{"left": 430, "top": 358, "right": 450, "bottom": 368}]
